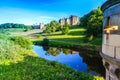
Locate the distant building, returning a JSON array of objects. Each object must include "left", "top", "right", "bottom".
[
  {"left": 59, "top": 15, "right": 79, "bottom": 26},
  {"left": 40, "top": 23, "right": 44, "bottom": 29},
  {"left": 33, "top": 23, "right": 44, "bottom": 29},
  {"left": 70, "top": 15, "right": 79, "bottom": 26},
  {"left": 59, "top": 18, "right": 66, "bottom": 26},
  {"left": 65, "top": 18, "right": 70, "bottom": 25}
]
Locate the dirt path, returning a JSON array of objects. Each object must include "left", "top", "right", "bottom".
[{"left": 10, "top": 29, "right": 43, "bottom": 37}]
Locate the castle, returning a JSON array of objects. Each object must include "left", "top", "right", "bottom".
[
  {"left": 101, "top": 0, "right": 120, "bottom": 80},
  {"left": 33, "top": 23, "right": 44, "bottom": 29},
  {"left": 59, "top": 15, "right": 79, "bottom": 26}
]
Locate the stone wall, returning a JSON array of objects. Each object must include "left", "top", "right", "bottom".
[{"left": 102, "top": 3, "right": 120, "bottom": 59}]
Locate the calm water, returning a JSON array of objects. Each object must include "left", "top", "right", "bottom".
[{"left": 33, "top": 45, "right": 105, "bottom": 77}]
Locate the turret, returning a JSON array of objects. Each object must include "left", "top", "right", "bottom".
[{"left": 101, "top": 0, "right": 120, "bottom": 80}]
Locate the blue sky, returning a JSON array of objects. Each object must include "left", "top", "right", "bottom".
[{"left": 0, "top": 0, "right": 106, "bottom": 25}]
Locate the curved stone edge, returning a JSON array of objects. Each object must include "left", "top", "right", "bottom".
[
  {"left": 100, "top": 51, "right": 120, "bottom": 67},
  {"left": 101, "top": 0, "right": 120, "bottom": 11}
]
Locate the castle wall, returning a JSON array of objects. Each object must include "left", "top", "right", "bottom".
[
  {"left": 102, "top": 3, "right": 120, "bottom": 59},
  {"left": 102, "top": 1, "right": 120, "bottom": 80}
]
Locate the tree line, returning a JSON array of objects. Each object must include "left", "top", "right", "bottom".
[{"left": 0, "top": 23, "right": 33, "bottom": 30}]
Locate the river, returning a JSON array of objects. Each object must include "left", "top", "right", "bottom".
[{"left": 33, "top": 45, "right": 105, "bottom": 77}]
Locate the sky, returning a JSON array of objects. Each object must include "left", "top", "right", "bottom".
[{"left": 0, "top": 0, "right": 106, "bottom": 25}]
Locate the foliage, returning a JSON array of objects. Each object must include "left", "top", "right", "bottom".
[
  {"left": 0, "top": 32, "right": 104, "bottom": 80},
  {"left": 44, "top": 20, "right": 60, "bottom": 33},
  {"left": 41, "top": 38, "right": 50, "bottom": 46},
  {"left": 46, "top": 47, "right": 60, "bottom": 56},
  {"left": 62, "top": 23, "right": 70, "bottom": 35},
  {"left": 0, "top": 23, "right": 33, "bottom": 32},
  {"left": 36, "top": 34, "right": 41, "bottom": 38},
  {"left": 80, "top": 14, "right": 90, "bottom": 27},
  {"left": 44, "top": 24, "right": 51, "bottom": 33},
  {"left": 80, "top": 7, "right": 103, "bottom": 37},
  {"left": 0, "top": 54, "right": 104, "bottom": 80},
  {"left": 24, "top": 25, "right": 33, "bottom": 32},
  {"left": 10, "top": 36, "right": 32, "bottom": 49},
  {"left": 89, "top": 35, "right": 94, "bottom": 41},
  {"left": 0, "top": 39, "right": 23, "bottom": 62}
]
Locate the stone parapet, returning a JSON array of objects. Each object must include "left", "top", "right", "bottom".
[{"left": 101, "top": 0, "right": 120, "bottom": 11}]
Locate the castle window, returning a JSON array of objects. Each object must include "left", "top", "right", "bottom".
[{"left": 107, "top": 16, "right": 110, "bottom": 26}]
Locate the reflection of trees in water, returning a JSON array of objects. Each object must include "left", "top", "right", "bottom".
[
  {"left": 42, "top": 46, "right": 77, "bottom": 56},
  {"left": 62, "top": 48, "right": 71, "bottom": 54},
  {"left": 78, "top": 51, "right": 105, "bottom": 77},
  {"left": 42, "top": 46, "right": 105, "bottom": 77},
  {"left": 46, "top": 47, "right": 61, "bottom": 56}
]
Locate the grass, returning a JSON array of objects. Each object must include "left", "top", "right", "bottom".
[
  {"left": 1, "top": 28, "right": 25, "bottom": 32},
  {"left": 32, "top": 25, "right": 102, "bottom": 51},
  {"left": 0, "top": 52, "right": 104, "bottom": 80}
]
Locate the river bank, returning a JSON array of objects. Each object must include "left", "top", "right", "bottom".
[{"left": 0, "top": 34, "right": 104, "bottom": 80}]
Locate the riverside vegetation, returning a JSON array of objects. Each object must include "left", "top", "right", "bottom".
[
  {"left": 0, "top": 7, "right": 104, "bottom": 79},
  {"left": 0, "top": 33, "right": 104, "bottom": 80}
]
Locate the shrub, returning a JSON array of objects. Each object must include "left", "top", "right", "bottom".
[
  {"left": 62, "top": 23, "right": 70, "bottom": 35},
  {"left": 36, "top": 34, "right": 41, "bottom": 38},
  {"left": 0, "top": 39, "right": 23, "bottom": 61},
  {"left": 10, "top": 36, "right": 32, "bottom": 49},
  {"left": 41, "top": 38, "right": 49, "bottom": 46}
]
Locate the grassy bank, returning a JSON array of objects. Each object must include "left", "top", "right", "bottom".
[
  {"left": 32, "top": 26, "right": 102, "bottom": 51},
  {"left": 0, "top": 34, "right": 104, "bottom": 80}
]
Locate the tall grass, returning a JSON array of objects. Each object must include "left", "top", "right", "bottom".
[
  {"left": 0, "top": 39, "right": 24, "bottom": 63},
  {"left": 10, "top": 36, "right": 32, "bottom": 49}
]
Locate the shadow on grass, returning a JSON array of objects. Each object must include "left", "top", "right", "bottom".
[
  {"left": 68, "top": 30, "right": 85, "bottom": 36},
  {"left": 0, "top": 55, "right": 96, "bottom": 80}
]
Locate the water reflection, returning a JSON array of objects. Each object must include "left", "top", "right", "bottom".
[{"left": 33, "top": 45, "right": 105, "bottom": 77}]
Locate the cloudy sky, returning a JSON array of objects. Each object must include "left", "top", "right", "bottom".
[{"left": 0, "top": 0, "right": 106, "bottom": 25}]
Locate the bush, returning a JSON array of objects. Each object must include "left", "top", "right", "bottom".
[
  {"left": 41, "top": 38, "right": 49, "bottom": 46},
  {"left": 62, "top": 23, "right": 70, "bottom": 35},
  {"left": 36, "top": 34, "right": 41, "bottom": 38},
  {"left": 0, "top": 39, "right": 23, "bottom": 61},
  {"left": 10, "top": 36, "right": 32, "bottom": 49}
]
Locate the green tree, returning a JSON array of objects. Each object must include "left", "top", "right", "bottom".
[
  {"left": 80, "top": 7, "right": 103, "bottom": 37},
  {"left": 86, "top": 7, "right": 103, "bottom": 37},
  {"left": 62, "top": 23, "right": 70, "bottom": 35},
  {"left": 80, "top": 14, "right": 90, "bottom": 27},
  {"left": 45, "top": 23, "right": 51, "bottom": 33},
  {"left": 44, "top": 20, "right": 60, "bottom": 33}
]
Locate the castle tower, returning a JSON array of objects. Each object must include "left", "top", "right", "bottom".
[
  {"left": 59, "top": 18, "right": 65, "bottom": 26},
  {"left": 101, "top": 0, "right": 120, "bottom": 80},
  {"left": 70, "top": 15, "right": 79, "bottom": 26}
]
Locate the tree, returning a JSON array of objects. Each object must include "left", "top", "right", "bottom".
[
  {"left": 80, "top": 14, "right": 90, "bottom": 27},
  {"left": 86, "top": 7, "right": 103, "bottom": 37},
  {"left": 80, "top": 7, "right": 103, "bottom": 37},
  {"left": 45, "top": 23, "right": 51, "bottom": 33},
  {"left": 62, "top": 23, "right": 70, "bottom": 35},
  {"left": 44, "top": 20, "right": 60, "bottom": 33},
  {"left": 50, "top": 20, "right": 60, "bottom": 32}
]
